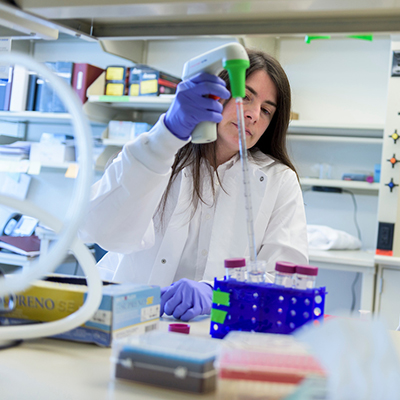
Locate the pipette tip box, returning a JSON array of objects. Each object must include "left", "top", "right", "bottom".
[
  {"left": 112, "top": 330, "right": 219, "bottom": 393},
  {"left": 1, "top": 274, "right": 160, "bottom": 346},
  {"left": 210, "top": 278, "right": 326, "bottom": 339}
]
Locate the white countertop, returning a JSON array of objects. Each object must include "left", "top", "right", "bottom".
[
  {"left": 375, "top": 255, "right": 400, "bottom": 267},
  {"left": 309, "top": 249, "right": 375, "bottom": 268},
  {"left": 0, "top": 316, "right": 214, "bottom": 400}
]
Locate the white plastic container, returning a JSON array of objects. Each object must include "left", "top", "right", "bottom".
[
  {"left": 225, "top": 258, "right": 246, "bottom": 281},
  {"left": 274, "top": 261, "right": 296, "bottom": 287},
  {"left": 295, "top": 265, "right": 319, "bottom": 289}
]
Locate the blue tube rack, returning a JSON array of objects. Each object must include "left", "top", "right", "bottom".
[{"left": 210, "top": 278, "right": 326, "bottom": 339}]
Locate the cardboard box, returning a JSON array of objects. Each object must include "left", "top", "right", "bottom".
[
  {"left": 1, "top": 275, "right": 160, "bottom": 346},
  {"left": 128, "top": 64, "right": 181, "bottom": 96},
  {"left": 105, "top": 66, "right": 130, "bottom": 96}
]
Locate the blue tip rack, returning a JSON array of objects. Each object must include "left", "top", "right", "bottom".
[{"left": 210, "top": 278, "right": 326, "bottom": 339}]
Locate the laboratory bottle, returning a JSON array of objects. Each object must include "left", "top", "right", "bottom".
[
  {"left": 274, "top": 261, "right": 296, "bottom": 287},
  {"left": 295, "top": 265, "right": 318, "bottom": 289},
  {"left": 225, "top": 258, "right": 246, "bottom": 281}
]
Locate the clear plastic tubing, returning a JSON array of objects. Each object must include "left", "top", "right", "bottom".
[
  {"left": 236, "top": 98, "right": 257, "bottom": 276},
  {"left": 274, "top": 261, "right": 296, "bottom": 287},
  {"left": 295, "top": 265, "right": 319, "bottom": 289},
  {"left": 225, "top": 258, "right": 246, "bottom": 281}
]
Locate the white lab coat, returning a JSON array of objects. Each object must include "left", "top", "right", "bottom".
[{"left": 79, "top": 115, "right": 308, "bottom": 287}]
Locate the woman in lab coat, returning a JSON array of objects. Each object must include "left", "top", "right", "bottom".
[{"left": 79, "top": 49, "right": 308, "bottom": 321}]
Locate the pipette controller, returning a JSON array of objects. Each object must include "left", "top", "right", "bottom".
[{"left": 181, "top": 42, "right": 249, "bottom": 143}]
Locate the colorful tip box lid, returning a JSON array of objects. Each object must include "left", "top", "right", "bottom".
[
  {"left": 113, "top": 330, "right": 220, "bottom": 393},
  {"left": 216, "top": 331, "right": 327, "bottom": 399}
]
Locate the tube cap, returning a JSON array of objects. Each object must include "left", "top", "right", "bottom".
[
  {"left": 275, "top": 261, "right": 296, "bottom": 273},
  {"left": 168, "top": 323, "right": 190, "bottom": 334},
  {"left": 224, "top": 258, "right": 246, "bottom": 268},
  {"left": 296, "top": 265, "right": 319, "bottom": 276}
]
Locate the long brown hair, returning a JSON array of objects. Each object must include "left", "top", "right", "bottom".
[{"left": 157, "top": 48, "right": 297, "bottom": 224}]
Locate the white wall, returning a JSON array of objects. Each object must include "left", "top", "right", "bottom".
[
  {"left": 278, "top": 36, "right": 391, "bottom": 251},
  {"left": 279, "top": 35, "right": 390, "bottom": 124}
]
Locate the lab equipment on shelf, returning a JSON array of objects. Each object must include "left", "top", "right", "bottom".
[
  {"left": 225, "top": 258, "right": 246, "bottom": 281},
  {"left": 295, "top": 265, "right": 319, "bottom": 289},
  {"left": 274, "top": 261, "right": 296, "bottom": 287}
]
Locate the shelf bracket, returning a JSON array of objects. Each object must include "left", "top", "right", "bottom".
[{"left": 99, "top": 39, "right": 147, "bottom": 64}]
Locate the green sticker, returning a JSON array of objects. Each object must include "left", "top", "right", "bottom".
[
  {"left": 210, "top": 308, "right": 228, "bottom": 324},
  {"left": 212, "top": 289, "right": 230, "bottom": 306},
  {"left": 98, "top": 95, "right": 129, "bottom": 102}
]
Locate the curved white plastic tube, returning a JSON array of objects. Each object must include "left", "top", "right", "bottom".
[
  {"left": 0, "top": 53, "right": 93, "bottom": 297},
  {"left": 0, "top": 53, "right": 103, "bottom": 339}
]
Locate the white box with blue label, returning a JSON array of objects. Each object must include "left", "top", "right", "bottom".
[{"left": 1, "top": 274, "right": 160, "bottom": 346}]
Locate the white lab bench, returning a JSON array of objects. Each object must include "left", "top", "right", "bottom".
[
  {"left": 2, "top": 315, "right": 400, "bottom": 400},
  {"left": 308, "top": 249, "right": 376, "bottom": 313},
  {"left": 0, "top": 316, "right": 215, "bottom": 400}
]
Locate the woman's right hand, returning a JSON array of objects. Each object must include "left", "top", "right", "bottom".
[{"left": 164, "top": 72, "right": 230, "bottom": 140}]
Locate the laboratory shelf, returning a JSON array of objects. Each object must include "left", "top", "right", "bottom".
[
  {"left": 40, "top": 161, "right": 77, "bottom": 170},
  {"left": 300, "top": 177, "right": 380, "bottom": 193},
  {"left": 87, "top": 95, "right": 173, "bottom": 111},
  {"left": 0, "top": 251, "right": 36, "bottom": 268},
  {"left": 0, "top": 111, "right": 72, "bottom": 123},
  {"left": 287, "top": 134, "right": 383, "bottom": 145},
  {"left": 288, "top": 120, "right": 384, "bottom": 138}
]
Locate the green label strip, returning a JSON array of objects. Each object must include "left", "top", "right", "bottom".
[
  {"left": 98, "top": 95, "right": 130, "bottom": 102},
  {"left": 210, "top": 308, "right": 228, "bottom": 324},
  {"left": 212, "top": 289, "right": 230, "bottom": 306}
]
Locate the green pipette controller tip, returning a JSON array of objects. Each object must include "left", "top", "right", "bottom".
[{"left": 223, "top": 59, "right": 250, "bottom": 98}]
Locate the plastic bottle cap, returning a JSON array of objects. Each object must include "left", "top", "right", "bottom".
[
  {"left": 168, "top": 323, "right": 190, "bottom": 334},
  {"left": 275, "top": 261, "right": 296, "bottom": 273},
  {"left": 224, "top": 258, "right": 246, "bottom": 268},
  {"left": 296, "top": 265, "right": 319, "bottom": 276}
]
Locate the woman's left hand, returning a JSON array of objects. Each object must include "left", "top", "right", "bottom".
[{"left": 160, "top": 278, "right": 213, "bottom": 321}]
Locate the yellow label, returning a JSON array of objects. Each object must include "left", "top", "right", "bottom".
[
  {"left": 141, "top": 79, "right": 158, "bottom": 94},
  {"left": 105, "top": 83, "right": 125, "bottom": 96},
  {"left": 129, "top": 84, "right": 139, "bottom": 96},
  {"left": 106, "top": 67, "right": 124, "bottom": 81},
  {"left": 7, "top": 280, "right": 86, "bottom": 322},
  {"left": 65, "top": 163, "right": 79, "bottom": 179},
  {"left": 146, "top": 296, "right": 154, "bottom": 305}
]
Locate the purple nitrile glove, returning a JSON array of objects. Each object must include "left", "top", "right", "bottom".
[
  {"left": 160, "top": 278, "right": 213, "bottom": 321},
  {"left": 164, "top": 72, "right": 231, "bottom": 140}
]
